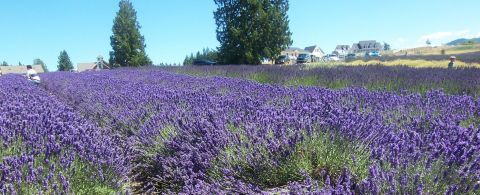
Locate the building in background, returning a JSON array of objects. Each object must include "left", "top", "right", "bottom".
[
  {"left": 77, "top": 55, "right": 111, "bottom": 72},
  {"left": 351, "top": 40, "right": 383, "bottom": 55},
  {"left": 281, "top": 47, "right": 308, "bottom": 59},
  {"left": 304, "top": 45, "right": 325, "bottom": 58},
  {"left": 333, "top": 45, "right": 351, "bottom": 57}
]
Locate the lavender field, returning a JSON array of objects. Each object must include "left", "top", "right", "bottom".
[
  {"left": 2, "top": 67, "right": 480, "bottom": 194},
  {"left": 166, "top": 65, "right": 480, "bottom": 96}
]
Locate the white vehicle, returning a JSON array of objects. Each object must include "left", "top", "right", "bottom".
[{"left": 323, "top": 54, "right": 340, "bottom": 61}]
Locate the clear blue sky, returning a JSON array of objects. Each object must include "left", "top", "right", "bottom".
[{"left": 1, "top": 0, "right": 479, "bottom": 70}]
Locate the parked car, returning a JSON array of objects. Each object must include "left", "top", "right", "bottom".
[
  {"left": 193, "top": 59, "right": 216, "bottom": 65},
  {"left": 296, "top": 53, "right": 312, "bottom": 64},
  {"left": 275, "top": 55, "right": 292, "bottom": 65},
  {"left": 346, "top": 53, "right": 357, "bottom": 61},
  {"left": 323, "top": 54, "right": 340, "bottom": 61},
  {"left": 365, "top": 51, "right": 381, "bottom": 58}
]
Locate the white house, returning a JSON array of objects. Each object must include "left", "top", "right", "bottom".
[
  {"left": 351, "top": 40, "right": 383, "bottom": 54},
  {"left": 304, "top": 45, "right": 325, "bottom": 58},
  {"left": 333, "top": 45, "right": 350, "bottom": 56},
  {"left": 281, "top": 47, "right": 308, "bottom": 58}
]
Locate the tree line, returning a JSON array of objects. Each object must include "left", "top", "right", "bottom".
[
  {"left": 183, "top": 48, "right": 218, "bottom": 65},
  {"left": 3, "top": 0, "right": 292, "bottom": 71},
  {"left": 1, "top": 50, "right": 74, "bottom": 72},
  {"left": 110, "top": 0, "right": 291, "bottom": 66}
]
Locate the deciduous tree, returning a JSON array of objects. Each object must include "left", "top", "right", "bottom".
[
  {"left": 383, "top": 42, "right": 391, "bottom": 51},
  {"left": 214, "top": 0, "right": 292, "bottom": 64}
]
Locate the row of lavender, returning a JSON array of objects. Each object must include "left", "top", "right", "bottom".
[
  {"left": 165, "top": 65, "right": 480, "bottom": 96},
  {"left": 39, "top": 69, "right": 480, "bottom": 194},
  {"left": 0, "top": 75, "right": 132, "bottom": 194}
]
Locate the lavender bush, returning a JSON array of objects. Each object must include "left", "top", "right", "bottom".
[
  {"left": 0, "top": 75, "right": 132, "bottom": 194},
  {"left": 36, "top": 69, "right": 480, "bottom": 194},
  {"left": 164, "top": 65, "right": 480, "bottom": 96}
]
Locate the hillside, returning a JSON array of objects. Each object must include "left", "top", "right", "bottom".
[
  {"left": 447, "top": 37, "right": 480, "bottom": 46},
  {"left": 389, "top": 44, "right": 480, "bottom": 56}
]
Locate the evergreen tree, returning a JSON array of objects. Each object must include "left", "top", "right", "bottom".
[
  {"left": 183, "top": 48, "right": 219, "bottom": 65},
  {"left": 18, "top": 62, "right": 23, "bottom": 66},
  {"left": 109, "top": 0, "right": 151, "bottom": 67},
  {"left": 33, "top": 58, "right": 49, "bottom": 72},
  {"left": 214, "top": 0, "right": 292, "bottom": 64},
  {"left": 383, "top": 42, "right": 391, "bottom": 51},
  {"left": 426, "top": 39, "right": 432, "bottom": 46},
  {"left": 1, "top": 61, "right": 7, "bottom": 66},
  {"left": 183, "top": 55, "right": 190, "bottom": 65},
  {"left": 195, "top": 51, "right": 201, "bottom": 59},
  {"left": 189, "top": 53, "right": 195, "bottom": 62},
  {"left": 57, "top": 50, "right": 74, "bottom": 71}
]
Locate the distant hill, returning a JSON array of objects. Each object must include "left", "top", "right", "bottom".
[{"left": 447, "top": 37, "right": 480, "bottom": 46}]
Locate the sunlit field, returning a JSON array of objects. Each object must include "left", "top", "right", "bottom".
[{"left": 2, "top": 64, "right": 480, "bottom": 194}]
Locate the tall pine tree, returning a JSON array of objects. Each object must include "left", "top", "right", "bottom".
[
  {"left": 214, "top": 0, "right": 292, "bottom": 64},
  {"left": 33, "top": 58, "right": 49, "bottom": 72},
  {"left": 1, "top": 61, "right": 7, "bottom": 66},
  {"left": 57, "top": 50, "right": 74, "bottom": 71},
  {"left": 110, "top": 0, "right": 151, "bottom": 67}
]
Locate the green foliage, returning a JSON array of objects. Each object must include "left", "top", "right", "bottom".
[
  {"left": 384, "top": 42, "right": 391, "bottom": 51},
  {"left": 18, "top": 61, "right": 23, "bottom": 66},
  {"left": 209, "top": 130, "right": 371, "bottom": 188},
  {"left": 248, "top": 72, "right": 277, "bottom": 84},
  {"left": 214, "top": 0, "right": 292, "bottom": 64},
  {"left": 462, "top": 40, "right": 476, "bottom": 45},
  {"left": 57, "top": 50, "right": 74, "bottom": 71},
  {"left": 1, "top": 61, "right": 8, "bottom": 66},
  {"left": 183, "top": 48, "right": 218, "bottom": 65},
  {"left": 109, "top": 0, "right": 151, "bottom": 67},
  {"left": 441, "top": 49, "right": 446, "bottom": 55},
  {"left": 460, "top": 116, "right": 480, "bottom": 128},
  {"left": 286, "top": 76, "right": 318, "bottom": 87},
  {"left": 33, "top": 58, "right": 49, "bottom": 72},
  {"left": 66, "top": 159, "right": 119, "bottom": 195},
  {"left": 1, "top": 138, "right": 120, "bottom": 194},
  {"left": 131, "top": 125, "right": 178, "bottom": 193},
  {"left": 379, "top": 157, "right": 479, "bottom": 194},
  {"left": 158, "top": 62, "right": 180, "bottom": 66},
  {"left": 426, "top": 39, "right": 432, "bottom": 46}
]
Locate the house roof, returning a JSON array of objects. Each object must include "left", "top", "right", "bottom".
[
  {"left": 304, "top": 46, "right": 317, "bottom": 52},
  {"left": 0, "top": 65, "right": 44, "bottom": 74},
  {"left": 285, "top": 47, "right": 304, "bottom": 52},
  {"left": 304, "top": 45, "right": 325, "bottom": 54},
  {"left": 283, "top": 47, "right": 308, "bottom": 54},
  {"left": 335, "top": 45, "right": 350, "bottom": 50},
  {"left": 77, "top": 60, "right": 110, "bottom": 72},
  {"left": 355, "top": 40, "right": 382, "bottom": 49},
  {"left": 77, "top": 63, "right": 97, "bottom": 72}
]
